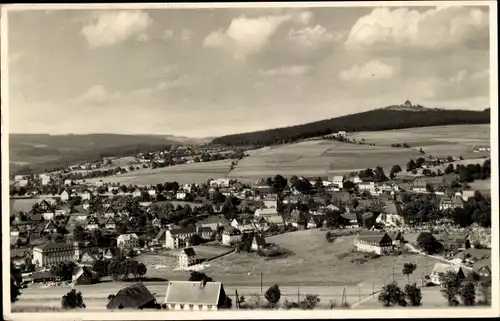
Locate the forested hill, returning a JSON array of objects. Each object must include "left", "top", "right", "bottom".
[{"left": 211, "top": 105, "right": 491, "bottom": 146}]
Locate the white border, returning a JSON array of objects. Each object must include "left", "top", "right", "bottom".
[{"left": 1, "top": 1, "right": 499, "bottom": 320}]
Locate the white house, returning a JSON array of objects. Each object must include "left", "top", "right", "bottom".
[
  {"left": 132, "top": 189, "right": 142, "bottom": 198},
  {"left": 64, "top": 179, "right": 73, "bottom": 186},
  {"left": 430, "top": 263, "right": 466, "bottom": 286},
  {"left": 85, "top": 216, "right": 100, "bottom": 230},
  {"left": 262, "top": 194, "right": 278, "bottom": 209},
  {"left": 165, "top": 227, "right": 197, "bottom": 249},
  {"left": 178, "top": 247, "right": 197, "bottom": 269},
  {"left": 60, "top": 190, "right": 70, "bottom": 202},
  {"left": 354, "top": 232, "right": 393, "bottom": 255},
  {"left": 330, "top": 176, "right": 344, "bottom": 189},
  {"left": 176, "top": 191, "right": 187, "bottom": 200},
  {"left": 251, "top": 234, "right": 267, "bottom": 251},
  {"left": 42, "top": 210, "right": 55, "bottom": 221},
  {"left": 222, "top": 227, "right": 242, "bottom": 246},
  {"left": 254, "top": 208, "right": 279, "bottom": 218},
  {"left": 164, "top": 281, "right": 225, "bottom": 311},
  {"left": 148, "top": 189, "right": 157, "bottom": 197},
  {"left": 117, "top": 233, "right": 140, "bottom": 249},
  {"left": 81, "top": 190, "right": 92, "bottom": 201}
]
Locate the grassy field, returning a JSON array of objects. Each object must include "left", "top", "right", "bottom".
[
  {"left": 228, "top": 140, "right": 420, "bottom": 180},
  {"left": 199, "top": 229, "right": 441, "bottom": 287},
  {"left": 84, "top": 160, "right": 234, "bottom": 186},
  {"left": 468, "top": 178, "right": 492, "bottom": 195},
  {"left": 349, "top": 124, "right": 490, "bottom": 159}
]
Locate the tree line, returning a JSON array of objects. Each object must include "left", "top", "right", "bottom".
[{"left": 211, "top": 107, "right": 490, "bottom": 146}]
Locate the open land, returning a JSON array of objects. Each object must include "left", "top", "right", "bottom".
[{"left": 75, "top": 125, "right": 489, "bottom": 186}]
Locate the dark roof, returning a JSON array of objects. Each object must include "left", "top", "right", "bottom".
[
  {"left": 32, "top": 271, "right": 55, "bottom": 280},
  {"left": 197, "top": 227, "right": 214, "bottom": 233},
  {"left": 107, "top": 282, "right": 156, "bottom": 310},
  {"left": 35, "top": 242, "right": 76, "bottom": 252},
  {"left": 357, "top": 232, "right": 392, "bottom": 245},
  {"left": 183, "top": 247, "right": 197, "bottom": 257},
  {"left": 169, "top": 227, "right": 196, "bottom": 235},
  {"left": 253, "top": 234, "right": 266, "bottom": 246},
  {"left": 223, "top": 226, "right": 242, "bottom": 235},
  {"left": 154, "top": 228, "right": 167, "bottom": 241}
]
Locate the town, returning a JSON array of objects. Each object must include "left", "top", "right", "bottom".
[{"left": 9, "top": 141, "right": 492, "bottom": 311}]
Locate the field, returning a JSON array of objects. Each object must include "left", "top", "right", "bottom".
[
  {"left": 227, "top": 140, "right": 420, "bottom": 180},
  {"left": 84, "top": 160, "right": 234, "bottom": 186},
  {"left": 350, "top": 124, "right": 490, "bottom": 159},
  {"left": 468, "top": 178, "right": 492, "bottom": 195}
]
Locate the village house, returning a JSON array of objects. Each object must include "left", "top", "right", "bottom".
[
  {"left": 307, "top": 214, "right": 326, "bottom": 229},
  {"left": 132, "top": 188, "right": 142, "bottom": 198},
  {"left": 439, "top": 195, "right": 465, "bottom": 211},
  {"left": 80, "top": 252, "right": 100, "bottom": 266},
  {"left": 148, "top": 188, "right": 157, "bottom": 197},
  {"left": 195, "top": 215, "right": 230, "bottom": 231},
  {"left": 176, "top": 191, "right": 188, "bottom": 200},
  {"left": 107, "top": 282, "right": 157, "bottom": 310},
  {"left": 103, "top": 247, "right": 122, "bottom": 261},
  {"left": 430, "top": 263, "right": 467, "bottom": 286},
  {"left": 42, "top": 209, "right": 56, "bottom": 221},
  {"left": 355, "top": 232, "right": 393, "bottom": 255},
  {"left": 72, "top": 266, "right": 100, "bottom": 285},
  {"left": 164, "top": 281, "right": 227, "bottom": 311},
  {"left": 117, "top": 233, "right": 140, "bottom": 250},
  {"left": 411, "top": 179, "right": 428, "bottom": 193},
  {"left": 43, "top": 220, "right": 58, "bottom": 234},
  {"left": 85, "top": 216, "right": 100, "bottom": 231},
  {"left": 222, "top": 227, "right": 242, "bottom": 246},
  {"left": 266, "top": 215, "right": 286, "bottom": 227},
  {"left": 64, "top": 179, "right": 73, "bottom": 186},
  {"left": 329, "top": 176, "right": 344, "bottom": 189},
  {"left": 105, "top": 217, "right": 118, "bottom": 230},
  {"left": 254, "top": 207, "right": 279, "bottom": 218},
  {"left": 32, "top": 242, "right": 80, "bottom": 268},
  {"left": 82, "top": 200, "right": 91, "bottom": 210},
  {"left": 165, "top": 227, "right": 197, "bottom": 249},
  {"left": 461, "top": 190, "right": 475, "bottom": 202},
  {"left": 251, "top": 234, "right": 267, "bottom": 251},
  {"left": 196, "top": 227, "right": 214, "bottom": 240},
  {"left": 81, "top": 190, "right": 92, "bottom": 201},
  {"left": 178, "top": 247, "right": 198, "bottom": 269},
  {"left": 387, "top": 231, "right": 405, "bottom": 246},
  {"left": 288, "top": 209, "right": 308, "bottom": 228},
  {"left": 60, "top": 190, "right": 70, "bottom": 202},
  {"left": 262, "top": 194, "right": 278, "bottom": 208},
  {"left": 340, "top": 212, "right": 359, "bottom": 228}
]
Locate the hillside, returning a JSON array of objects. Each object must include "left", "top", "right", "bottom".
[
  {"left": 9, "top": 133, "right": 203, "bottom": 174},
  {"left": 211, "top": 103, "right": 491, "bottom": 146}
]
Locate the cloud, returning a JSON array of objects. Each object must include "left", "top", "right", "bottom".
[
  {"left": 137, "top": 33, "right": 149, "bottom": 43},
  {"left": 339, "top": 60, "right": 396, "bottom": 81},
  {"left": 288, "top": 25, "right": 344, "bottom": 50},
  {"left": 345, "top": 6, "right": 489, "bottom": 51},
  {"left": 81, "top": 10, "right": 153, "bottom": 48},
  {"left": 75, "top": 85, "right": 121, "bottom": 104},
  {"left": 259, "top": 65, "right": 311, "bottom": 77},
  {"left": 145, "top": 64, "right": 179, "bottom": 79},
  {"left": 181, "top": 29, "right": 193, "bottom": 44},
  {"left": 162, "top": 29, "right": 174, "bottom": 40},
  {"left": 203, "top": 11, "right": 312, "bottom": 59}
]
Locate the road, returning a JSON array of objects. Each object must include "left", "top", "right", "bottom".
[{"left": 16, "top": 282, "right": 380, "bottom": 310}]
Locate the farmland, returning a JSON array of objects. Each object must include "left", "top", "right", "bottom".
[
  {"left": 83, "top": 160, "right": 234, "bottom": 186},
  {"left": 349, "top": 124, "right": 490, "bottom": 159},
  {"left": 228, "top": 140, "right": 421, "bottom": 180},
  {"left": 46, "top": 124, "right": 490, "bottom": 186}
]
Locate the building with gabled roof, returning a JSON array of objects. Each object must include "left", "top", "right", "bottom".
[
  {"left": 355, "top": 232, "right": 393, "bottom": 255},
  {"left": 165, "top": 227, "right": 197, "bottom": 249},
  {"left": 164, "top": 281, "right": 227, "bottom": 311},
  {"left": 251, "top": 234, "right": 267, "bottom": 251},
  {"left": 178, "top": 247, "right": 198, "bottom": 269},
  {"left": 107, "top": 282, "right": 157, "bottom": 310},
  {"left": 32, "top": 242, "right": 80, "bottom": 268}
]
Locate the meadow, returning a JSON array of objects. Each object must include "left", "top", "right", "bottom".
[
  {"left": 349, "top": 124, "right": 490, "bottom": 159},
  {"left": 83, "top": 160, "right": 234, "bottom": 186}
]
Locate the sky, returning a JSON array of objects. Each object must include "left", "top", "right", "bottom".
[{"left": 7, "top": 4, "right": 491, "bottom": 137}]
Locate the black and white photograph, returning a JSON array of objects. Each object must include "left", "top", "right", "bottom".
[{"left": 1, "top": 2, "right": 498, "bottom": 319}]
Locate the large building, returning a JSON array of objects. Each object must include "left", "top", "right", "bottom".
[
  {"left": 164, "top": 281, "right": 227, "bottom": 311},
  {"left": 32, "top": 242, "right": 80, "bottom": 268}
]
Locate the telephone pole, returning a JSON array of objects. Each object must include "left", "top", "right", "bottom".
[
  {"left": 235, "top": 290, "right": 240, "bottom": 309},
  {"left": 260, "top": 272, "right": 263, "bottom": 293},
  {"left": 297, "top": 285, "right": 300, "bottom": 303}
]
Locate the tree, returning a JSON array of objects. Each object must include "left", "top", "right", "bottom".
[
  {"left": 458, "top": 282, "right": 476, "bottom": 306},
  {"left": 343, "top": 180, "right": 355, "bottom": 190},
  {"left": 445, "top": 164, "right": 455, "bottom": 174},
  {"left": 404, "top": 283, "right": 422, "bottom": 306},
  {"left": 61, "top": 289, "right": 86, "bottom": 309},
  {"left": 390, "top": 165, "right": 402, "bottom": 179},
  {"left": 407, "top": 159, "right": 417, "bottom": 172},
  {"left": 417, "top": 232, "right": 443, "bottom": 255},
  {"left": 402, "top": 263, "right": 417, "bottom": 283},
  {"left": 440, "top": 271, "right": 461, "bottom": 306},
  {"left": 188, "top": 234, "right": 205, "bottom": 246},
  {"left": 375, "top": 166, "right": 388, "bottom": 182},
  {"left": 189, "top": 271, "right": 213, "bottom": 283},
  {"left": 299, "top": 294, "right": 320, "bottom": 310},
  {"left": 137, "top": 262, "right": 147, "bottom": 278},
  {"left": 11, "top": 263, "right": 22, "bottom": 303},
  {"left": 73, "top": 225, "right": 86, "bottom": 242},
  {"left": 51, "top": 261, "right": 77, "bottom": 281},
  {"left": 264, "top": 284, "right": 281, "bottom": 308},
  {"left": 378, "top": 281, "right": 405, "bottom": 307},
  {"left": 272, "top": 175, "right": 288, "bottom": 193}
]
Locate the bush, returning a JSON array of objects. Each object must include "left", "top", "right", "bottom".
[
  {"left": 417, "top": 232, "right": 443, "bottom": 255},
  {"left": 325, "top": 232, "right": 336, "bottom": 243},
  {"left": 264, "top": 284, "right": 281, "bottom": 308},
  {"left": 257, "top": 246, "right": 293, "bottom": 258},
  {"left": 378, "top": 281, "right": 405, "bottom": 307},
  {"left": 61, "top": 290, "right": 86, "bottom": 309},
  {"left": 404, "top": 283, "right": 422, "bottom": 306},
  {"left": 458, "top": 282, "right": 476, "bottom": 306},
  {"left": 299, "top": 294, "right": 320, "bottom": 310}
]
